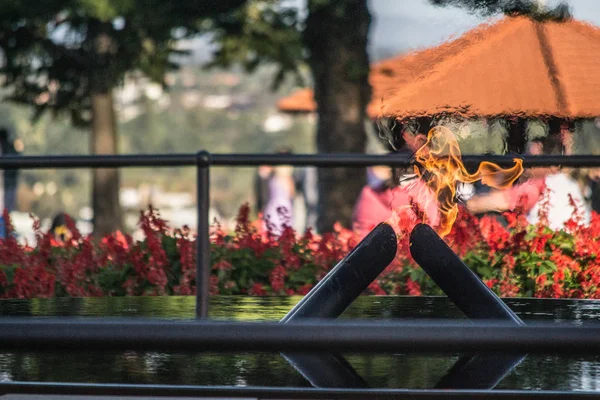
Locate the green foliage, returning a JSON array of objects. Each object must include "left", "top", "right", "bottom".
[
  {"left": 3, "top": 204, "right": 600, "bottom": 300},
  {"left": 207, "top": 0, "right": 305, "bottom": 90},
  {"left": 0, "top": 0, "right": 247, "bottom": 125},
  {"left": 0, "top": 65, "right": 315, "bottom": 222},
  {"left": 429, "top": 0, "right": 572, "bottom": 20}
]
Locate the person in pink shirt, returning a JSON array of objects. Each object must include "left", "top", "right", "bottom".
[
  {"left": 353, "top": 127, "right": 553, "bottom": 239},
  {"left": 466, "top": 176, "right": 546, "bottom": 216},
  {"left": 352, "top": 130, "right": 440, "bottom": 239},
  {"left": 465, "top": 137, "right": 559, "bottom": 218},
  {"left": 352, "top": 172, "right": 440, "bottom": 239}
]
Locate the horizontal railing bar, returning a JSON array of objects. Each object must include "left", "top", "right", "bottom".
[
  {"left": 211, "top": 153, "right": 600, "bottom": 167},
  {"left": 0, "top": 153, "right": 198, "bottom": 169},
  {"left": 0, "top": 153, "right": 599, "bottom": 168},
  {"left": 0, "top": 382, "right": 598, "bottom": 399},
  {"left": 1, "top": 318, "right": 600, "bottom": 354},
  {"left": 212, "top": 153, "right": 415, "bottom": 167}
]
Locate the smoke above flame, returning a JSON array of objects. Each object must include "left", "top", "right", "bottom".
[{"left": 392, "top": 125, "right": 524, "bottom": 237}]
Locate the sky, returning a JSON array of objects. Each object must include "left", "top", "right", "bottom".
[
  {"left": 368, "top": 0, "right": 600, "bottom": 59},
  {"left": 191, "top": 1, "right": 600, "bottom": 66}
]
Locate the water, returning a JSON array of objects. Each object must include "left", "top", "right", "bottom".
[{"left": 1, "top": 295, "right": 600, "bottom": 390}]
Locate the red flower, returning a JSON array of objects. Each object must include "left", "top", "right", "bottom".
[
  {"left": 209, "top": 275, "right": 220, "bottom": 296},
  {"left": 213, "top": 260, "right": 233, "bottom": 271},
  {"left": 484, "top": 279, "right": 498, "bottom": 289},
  {"left": 405, "top": 278, "right": 422, "bottom": 296},
  {"left": 3, "top": 204, "right": 600, "bottom": 300},
  {"left": 368, "top": 281, "right": 386, "bottom": 296},
  {"left": 297, "top": 284, "right": 313, "bottom": 296},
  {"left": 269, "top": 265, "right": 287, "bottom": 293},
  {"left": 536, "top": 274, "right": 547, "bottom": 286},
  {"left": 249, "top": 283, "right": 267, "bottom": 296}
]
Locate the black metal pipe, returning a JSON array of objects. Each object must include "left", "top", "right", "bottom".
[
  {"left": 0, "top": 318, "right": 599, "bottom": 353},
  {"left": 280, "top": 222, "right": 397, "bottom": 388},
  {"left": 212, "top": 153, "right": 413, "bottom": 167},
  {"left": 281, "top": 222, "right": 398, "bottom": 322},
  {"left": 0, "top": 153, "right": 600, "bottom": 169},
  {"left": 435, "top": 353, "right": 525, "bottom": 389},
  {"left": 0, "top": 382, "right": 597, "bottom": 399},
  {"left": 281, "top": 353, "right": 368, "bottom": 388},
  {"left": 409, "top": 223, "right": 525, "bottom": 389},
  {"left": 212, "top": 154, "right": 600, "bottom": 168},
  {"left": 195, "top": 151, "right": 211, "bottom": 319},
  {"left": 409, "top": 224, "right": 524, "bottom": 324},
  {"left": 0, "top": 153, "right": 198, "bottom": 169}
]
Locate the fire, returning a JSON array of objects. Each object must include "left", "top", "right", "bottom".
[{"left": 395, "top": 126, "right": 524, "bottom": 237}]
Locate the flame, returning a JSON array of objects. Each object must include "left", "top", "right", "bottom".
[{"left": 396, "top": 126, "right": 524, "bottom": 237}]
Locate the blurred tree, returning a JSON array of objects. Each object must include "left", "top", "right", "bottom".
[
  {"left": 208, "top": 0, "right": 372, "bottom": 232},
  {"left": 428, "top": 0, "right": 571, "bottom": 19},
  {"left": 0, "top": 0, "right": 245, "bottom": 236}
]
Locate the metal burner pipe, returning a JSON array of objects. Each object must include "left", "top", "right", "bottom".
[
  {"left": 409, "top": 223, "right": 525, "bottom": 389},
  {"left": 281, "top": 222, "right": 398, "bottom": 388},
  {"left": 281, "top": 353, "right": 368, "bottom": 388},
  {"left": 282, "top": 223, "right": 398, "bottom": 322},
  {"left": 435, "top": 352, "right": 525, "bottom": 389},
  {"left": 409, "top": 223, "right": 523, "bottom": 324}
]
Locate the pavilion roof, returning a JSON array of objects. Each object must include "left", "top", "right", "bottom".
[{"left": 278, "top": 15, "right": 600, "bottom": 121}]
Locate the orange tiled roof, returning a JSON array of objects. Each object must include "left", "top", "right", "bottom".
[
  {"left": 276, "top": 88, "right": 316, "bottom": 113},
  {"left": 279, "top": 16, "right": 600, "bottom": 120}
]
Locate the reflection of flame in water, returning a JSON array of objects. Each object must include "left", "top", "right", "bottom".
[{"left": 394, "top": 126, "right": 524, "bottom": 237}]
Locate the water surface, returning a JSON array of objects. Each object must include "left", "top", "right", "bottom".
[{"left": 1, "top": 295, "right": 600, "bottom": 391}]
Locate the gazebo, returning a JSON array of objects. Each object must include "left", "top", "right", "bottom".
[{"left": 278, "top": 13, "right": 600, "bottom": 153}]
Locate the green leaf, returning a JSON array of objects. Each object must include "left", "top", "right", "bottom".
[
  {"left": 475, "top": 265, "right": 493, "bottom": 278},
  {"left": 539, "top": 261, "right": 557, "bottom": 275}
]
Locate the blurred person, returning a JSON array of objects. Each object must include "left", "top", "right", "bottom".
[
  {"left": 0, "top": 128, "right": 20, "bottom": 239},
  {"left": 570, "top": 167, "right": 599, "bottom": 211},
  {"left": 466, "top": 134, "right": 590, "bottom": 231},
  {"left": 528, "top": 125, "right": 592, "bottom": 229},
  {"left": 469, "top": 153, "right": 499, "bottom": 197},
  {"left": 527, "top": 173, "right": 591, "bottom": 230},
  {"left": 365, "top": 142, "right": 393, "bottom": 190},
  {"left": 352, "top": 129, "right": 439, "bottom": 239},
  {"left": 263, "top": 148, "right": 295, "bottom": 235},
  {"left": 466, "top": 141, "right": 545, "bottom": 225},
  {"left": 254, "top": 164, "right": 273, "bottom": 215},
  {"left": 294, "top": 165, "right": 319, "bottom": 232},
  {"left": 466, "top": 137, "right": 548, "bottom": 216},
  {"left": 366, "top": 165, "right": 392, "bottom": 190},
  {"left": 567, "top": 120, "right": 600, "bottom": 212},
  {"left": 49, "top": 212, "right": 73, "bottom": 244},
  {"left": 586, "top": 168, "right": 600, "bottom": 213}
]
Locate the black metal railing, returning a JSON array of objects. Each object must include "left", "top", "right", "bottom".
[
  {"left": 3, "top": 151, "right": 600, "bottom": 398},
  {"left": 2, "top": 319, "right": 600, "bottom": 398},
  {"left": 1, "top": 318, "right": 600, "bottom": 354},
  {"left": 2, "top": 151, "right": 600, "bottom": 318},
  {"left": 4, "top": 382, "right": 598, "bottom": 399}
]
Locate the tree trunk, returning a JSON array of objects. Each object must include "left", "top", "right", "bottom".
[
  {"left": 305, "top": 0, "right": 372, "bottom": 233},
  {"left": 91, "top": 91, "right": 122, "bottom": 237}
]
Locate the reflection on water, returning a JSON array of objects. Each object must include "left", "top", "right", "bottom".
[{"left": 1, "top": 295, "right": 600, "bottom": 390}]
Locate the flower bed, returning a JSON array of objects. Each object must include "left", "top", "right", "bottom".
[{"left": 0, "top": 202, "right": 599, "bottom": 299}]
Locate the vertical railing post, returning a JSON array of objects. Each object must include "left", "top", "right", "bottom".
[{"left": 196, "top": 150, "right": 211, "bottom": 319}]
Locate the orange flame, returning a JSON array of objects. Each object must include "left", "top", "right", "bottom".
[{"left": 397, "top": 126, "right": 524, "bottom": 237}]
